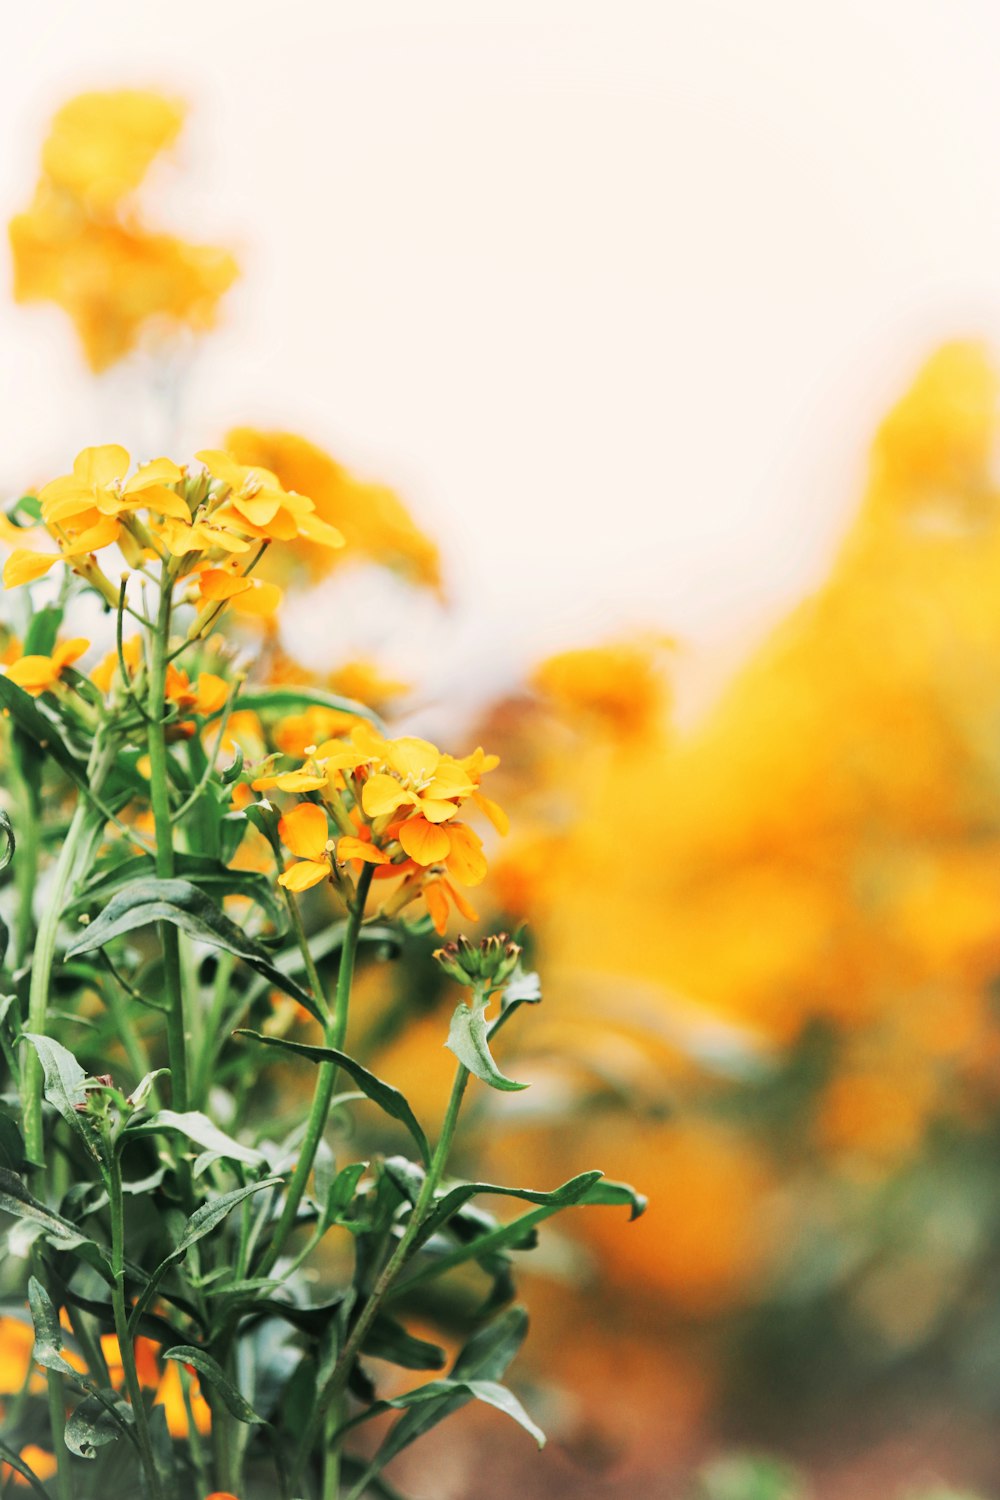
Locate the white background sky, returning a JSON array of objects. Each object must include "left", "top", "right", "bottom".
[{"left": 3, "top": 1, "right": 1000, "bottom": 717}]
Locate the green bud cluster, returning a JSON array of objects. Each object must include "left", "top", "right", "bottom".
[{"left": 434, "top": 932, "right": 522, "bottom": 989}]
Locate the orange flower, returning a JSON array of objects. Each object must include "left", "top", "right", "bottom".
[
  {"left": 2, "top": 1444, "right": 57, "bottom": 1488},
  {"left": 196, "top": 451, "right": 345, "bottom": 550},
  {"left": 361, "top": 736, "right": 476, "bottom": 825},
  {"left": 277, "top": 803, "right": 335, "bottom": 892},
  {"left": 3, "top": 637, "right": 88, "bottom": 695}
]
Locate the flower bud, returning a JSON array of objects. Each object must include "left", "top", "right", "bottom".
[{"left": 434, "top": 931, "right": 522, "bottom": 988}]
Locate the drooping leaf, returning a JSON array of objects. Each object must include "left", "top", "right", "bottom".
[
  {"left": 0, "top": 1170, "right": 112, "bottom": 1282},
  {"left": 446, "top": 999, "right": 527, "bottom": 1092},
  {"left": 64, "top": 1390, "right": 134, "bottom": 1458},
  {"left": 126, "top": 1110, "right": 266, "bottom": 1169},
  {"left": 162, "top": 1346, "right": 266, "bottom": 1425},
  {"left": 68, "top": 854, "right": 286, "bottom": 933},
  {"left": 349, "top": 1308, "right": 536, "bottom": 1487},
  {"left": 66, "top": 879, "right": 320, "bottom": 1018},
  {"left": 237, "top": 685, "right": 384, "bottom": 730},
  {"left": 128, "top": 1178, "right": 281, "bottom": 1333},
  {"left": 362, "top": 1315, "right": 447, "bottom": 1372},
  {"left": 235, "top": 1030, "right": 431, "bottom": 1166}
]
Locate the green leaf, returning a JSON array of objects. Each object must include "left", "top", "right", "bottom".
[
  {"left": 64, "top": 1390, "right": 134, "bottom": 1458},
  {"left": 237, "top": 685, "right": 384, "bottom": 730},
  {"left": 0, "top": 809, "right": 14, "bottom": 873},
  {"left": 0, "top": 676, "right": 89, "bottom": 789},
  {"left": 321, "top": 1160, "right": 368, "bottom": 1230},
  {"left": 163, "top": 1346, "right": 266, "bottom": 1425},
  {"left": 384, "top": 1377, "right": 544, "bottom": 1444},
  {"left": 128, "top": 1178, "right": 281, "bottom": 1333},
  {"left": 65, "top": 878, "right": 320, "bottom": 1019},
  {"left": 28, "top": 1275, "right": 76, "bottom": 1375},
  {"left": 0, "top": 1111, "right": 27, "bottom": 1172},
  {"left": 18, "top": 1034, "right": 107, "bottom": 1165},
  {"left": 350, "top": 1308, "right": 535, "bottom": 1487},
  {"left": 446, "top": 999, "right": 527, "bottom": 1092},
  {"left": 0, "top": 1170, "right": 112, "bottom": 1278},
  {"left": 363, "top": 1315, "right": 447, "bottom": 1371},
  {"left": 0, "top": 1437, "right": 54, "bottom": 1498},
  {"left": 126, "top": 1110, "right": 266, "bottom": 1169},
  {"left": 68, "top": 854, "right": 286, "bottom": 933},
  {"left": 235, "top": 1030, "right": 431, "bottom": 1166}
]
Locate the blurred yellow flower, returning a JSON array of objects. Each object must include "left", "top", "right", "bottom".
[
  {"left": 3, "top": 637, "right": 88, "bottom": 696},
  {"left": 40, "top": 90, "right": 184, "bottom": 212}
]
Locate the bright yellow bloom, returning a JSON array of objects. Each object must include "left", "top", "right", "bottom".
[
  {"left": 4, "top": 637, "right": 88, "bottom": 695},
  {"left": 397, "top": 817, "right": 487, "bottom": 883},
  {"left": 196, "top": 451, "right": 345, "bottom": 550},
  {"left": 165, "top": 666, "right": 229, "bottom": 717},
  {"left": 225, "top": 427, "right": 442, "bottom": 590},
  {"left": 361, "top": 737, "right": 476, "bottom": 825},
  {"left": 91, "top": 635, "right": 144, "bottom": 695},
  {"left": 40, "top": 90, "right": 184, "bottom": 212},
  {"left": 277, "top": 803, "right": 335, "bottom": 891},
  {"left": 40, "top": 445, "right": 187, "bottom": 530}
]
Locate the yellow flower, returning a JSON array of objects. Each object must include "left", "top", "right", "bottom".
[
  {"left": 91, "top": 635, "right": 144, "bottom": 695},
  {"left": 40, "top": 90, "right": 184, "bottom": 212},
  {"left": 196, "top": 450, "right": 346, "bottom": 550},
  {"left": 277, "top": 803, "right": 335, "bottom": 891},
  {"left": 225, "top": 427, "right": 442, "bottom": 590},
  {"left": 396, "top": 817, "right": 487, "bottom": 883},
  {"left": 361, "top": 737, "right": 476, "bottom": 825},
  {"left": 40, "top": 445, "right": 187, "bottom": 530},
  {"left": 4, "top": 637, "right": 88, "bottom": 696}
]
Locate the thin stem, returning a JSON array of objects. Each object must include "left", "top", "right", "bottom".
[
  {"left": 12, "top": 757, "right": 40, "bottom": 969},
  {"left": 21, "top": 733, "right": 113, "bottom": 1168},
  {"left": 255, "top": 866, "right": 374, "bottom": 1279},
  {"left": 145, "top": 569, "right": 189, "bottom": 1112},
  {"left": 108, "top": 1147, "right": 164, "bottom": 1500},
  {"left": 292, "top": 1055, "right": 472, "bottom": 1494},
  {"left": 44, "top": 1369, "right": 70, "bottom": 1500}
]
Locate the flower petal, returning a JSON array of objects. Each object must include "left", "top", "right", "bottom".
[
  {"left": 419, "top": 798, "right": 461, "bottom": 824},
  {"left": 387, "top": 737, "right": 440, "bottom": 781},
  {"left": 278, "top": 859, "right": 331, "bottom": 892},
  {"left": 442, "top": 822, "right": 487, "bottom": 886},
  {"left": 362, "top": 773, "right": 415, "bottom": 818},
  {"left": 73, "top": 444, "right": 129, "bottom": 488},
  {"left": 398, "top": 815, "right": 451, "bottom": 866},
  {"left": 336, "top": 835, "right": 389, "bottom": 865},
  {"left": 278, "top": 801, "right": 330, "bottom": 860},
  {"left": 3, "top": 549, "right": 59, "bottom": 588},
  {"left": 472, "top": 790, "right": 510, "bottom": 835}
]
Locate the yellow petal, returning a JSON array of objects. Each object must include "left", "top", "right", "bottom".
[
  {"left": 62, "top": 516, "right": 120, "bottom": 556},
  {"left": 3, "top": 549, "right": 59, "bottom": 587},
  {"left": 398, "top": 816, "right": 451, "bottom": 866},
  {"left": 336, "top": 836, "right": 389, "bottom": 865},
  {"left": 195, "top": 450, "right": 247, "bottom": 491},
  {"left": 472, "top": 790, "right": 509, "bottom": 835},
  {"left": 278, "top": 801, "right": 329, "bottom": 861},
  {"left": 425, "top": 759, "right": 476, "bottom": 799},
  {"left": 52, "top": 638, "right": 89, "bottom": 671},
  {"left": 444, "top": 877, "right": 479, "bottom": 922},
  {"left": 230, "top": 580, "right": 283, "bottom": 617},
  {"left": 195, "top": 673, "right": 229, "bottom": 715},
  {"left": 73, "top": 444, "right": 129, "bottom": 488},
  {"left": 442, "top": 822, "right": 487, "bottom": 886},
  {"left": 274, "top": 770, "right": 328, "bottom": 793},
  {"left": 387, "top": 737, "right": 440, "bottom": 781},
  {"left": 362, "top": 773, "right": 414, "bottom": 818},
  {"left": 297, "top": 512, "right": 345, "bottom": 548},
  {"left": 198, "top": 569, "right": 252, "bottom": 601},
  {"left": 231, "top": 492, "right": 282, "bottom": 528},
  {"left": 138, "top": 487, "right": 192, "bottom": 521},
  {"left": 278, "top": 859, "right": 331, "bottom": 892},
  {"left": 419, "top": 797, "right": 460, "bottom": 824},
  {"left": 125, "top": 457, "right": 184, "bottom": 491},
  {"left": 6, "top": 656, "right": 57, "bottom": 693}
]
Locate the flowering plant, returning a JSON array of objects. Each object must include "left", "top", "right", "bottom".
[{"left": 0, "top": 441, "right": 643, "bottom": 1500}]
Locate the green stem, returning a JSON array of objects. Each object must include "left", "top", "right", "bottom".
[
  {"left": 12, "top": 758, "right": 40, "bottom": 969},
  {"left": 108, "top": 1147, "right": 164, "bottom": 1500},
  {"left": 21, "top": 733, "right": 113, "bottom": 1168},
  {"left": 44, "top": 1368, "right": 70, "bottom": 1500},
  {"left": 256, "top": 866, "right": 374, "bottom": 1278},
  {"left": 145, "top": 570, "right": 188, "bottom": 1112},
  {"left": 292, "top": 1056, "right": 471, "bottom": 1494}
]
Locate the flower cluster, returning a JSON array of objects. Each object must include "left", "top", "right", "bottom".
[
  {"left": 254, "top": 723, "right": 507, "bottom": 933},
  {"left": 9, "top": 90, "right": 238, "bottom": 371},
  {"left": 2, "top": 444, "right": 344, "bottom": 600}
]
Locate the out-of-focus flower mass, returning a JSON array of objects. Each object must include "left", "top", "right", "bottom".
[{"left": 9, "top": 90, "right": 238, "bottom": 370}]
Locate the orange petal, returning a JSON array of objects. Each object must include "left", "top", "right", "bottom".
[
  {"left": 198, "top": 569, "right": 252, "bottom": 601},
  {"left": 278, "top": 801, "right": 329, "bottom": 860},
  {"left": 398, "top": 815, "right": 451, "bottom": 866},
  {"left": 423, "top": 879, "right": 450, "bottom": 935},
  {"left": 442, "top": 822, "right": 487, "bottom": 886},
  {"left": 444, "top": 878, "right": 480, "bottom": 923},
  {"left": 195, "top": 673, "right": 229, "bottom": 715},
  {"left": 419, "top": 797, "right": 461, "bottom": 824},
  {"left": 336, "top": 835, "right": 389, "bottom": 865},
  {"left": 472, "top": 790, "right": 510, "bottom": 835},
  {"left": 278, "top": 859, "right": 331, "bottom": 892}
]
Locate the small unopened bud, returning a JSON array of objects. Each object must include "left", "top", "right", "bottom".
[{"left": 433, "top": 931, "right": 522, "bottom": 988}]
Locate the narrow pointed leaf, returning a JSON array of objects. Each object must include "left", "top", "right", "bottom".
[
  {"left": 126, "top": 1110, "right": 266, "bottom": 1169},
  {"left": 66, "top": 879, "right": 319, "bottom": 1018},
  {"left": 163, "top": 1346, "right": 266, "bottom": 1424},
  {"left": 235, "top": 1030, "right": 431, "bottom": 1166}
]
